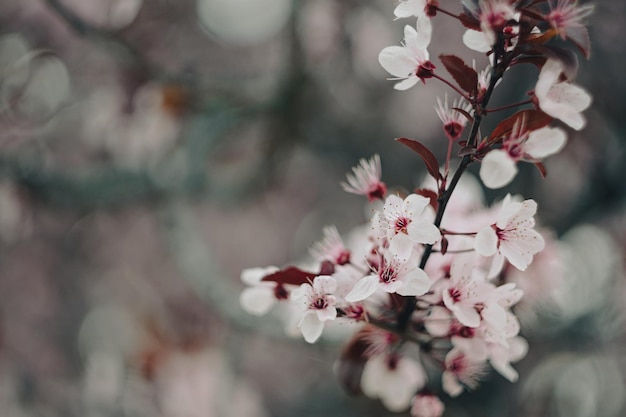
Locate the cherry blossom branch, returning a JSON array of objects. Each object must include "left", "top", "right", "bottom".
[{"left": 396, "top": 44, "right": 507, "bottom": 333}]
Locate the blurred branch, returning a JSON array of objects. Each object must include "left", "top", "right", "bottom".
[
  {"left": 44, "top": 0, "right": 157, "bottom": 78},
  {"left": 0, "top": 109, "right": 240, "bottom": 207}
]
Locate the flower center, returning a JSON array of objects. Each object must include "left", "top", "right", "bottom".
[
  {"left": 448, "top": 287, "right": 462, "bottom": 303},
  {"left": 445, "top": 121, "right": 464, "bottom": 140},
  {"left": 394, "top": 217, "right": 411, "bottom": 234},
  {"left": 379, "top": 265, "right": 397, "bottom": 284},
  {"left": 312, "top": 296, "right": 328, "bottom": 310}
]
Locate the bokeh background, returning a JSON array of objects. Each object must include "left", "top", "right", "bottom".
[{"left": 0, "top": 1, "right": 624, "bottom": 417}]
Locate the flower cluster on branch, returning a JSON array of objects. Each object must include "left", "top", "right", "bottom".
[{"left": 240, "top": 0, "right": 593, "bottom": 415}]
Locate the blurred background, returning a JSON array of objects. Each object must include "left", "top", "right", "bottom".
[{"left": 0, "top": 1, "right": 624, "bottom": 416}]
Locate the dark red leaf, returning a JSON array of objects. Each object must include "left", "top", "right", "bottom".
[
  {"left": 261, "top": 266, "right": 317, "bottom": 286},
  {"left": 452, "top": 107, "right": 474, "bottom": 123},
  {"left": 396, "top": 137, "right": 443, "bottom": 182},
  {"left": 565, "top": 25, "right": 591, "bottom": 59},
  {"left": 488, "top": 110, "right": 553, "bottom": 142},
  {"left": 439, "top": 54, "right": 478, "bottom": 96},
  {"left": 519, "top": 7, "right": 546, "bottom": 23},
  {"left": 534, "top": 161, "right": 547, "bottom": 178},
  {"left": 458, "top": 12, "right": 481, "bottom": 30},
  {"left": 458, "top": 146, "right": 477, "bottom": 157},
  {"left": 414, "top": 188, "right": 438, "bottom": 211}
]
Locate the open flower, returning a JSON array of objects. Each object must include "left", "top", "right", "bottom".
[
  {"left": 310, "top": 225, "right": 351, "bottom": 265},
  {"left": 442, "top": 255, "right": 487, "bottom": 328},
  {"left": 341, "top": 154, "right": 387, "bottom": 202},
  {"left": 290, "top": 275, "right": 338, "bottom": 343},
  {"left": 462, "top": 0, "right": 516, "bottom": 52},
  {"left": 474, "top": 195, "right": 545, "bottom": 271},
  {"left": 376, "top": 193, "right": 441, "bottom": 261},
  {"left": 361, "top": 353, "right": 427, "bottom": 412},
  {"left": 435, "top": 94, "right": 472, "bottom": 141},
  {"left": 442, "top": 348, "right": 487, "bottom": 397},
  {"left": 480, "top": 124, "right": 568, "bottom": 189},
  {"left": 345, "top": 253, "right": 431, "bottom": 302},
  {"left": 534, "top": 59, "right": 592, "bottom": 130},
  {"left": 547, "top": 0, "right": 594, "bottom": 40},
  {"left": 379, "top": 19, "right": 434, "bottom": 90}
]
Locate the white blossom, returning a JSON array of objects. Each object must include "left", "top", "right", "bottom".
[
  {"left": 474, "top": 195, "right": 545, "bottom": 270},
  {"left": 535, "top": 59, "right": 592, "bottom": 130},
  {"left": 378, "top": 19, "right": 433, "bottom": 90}
]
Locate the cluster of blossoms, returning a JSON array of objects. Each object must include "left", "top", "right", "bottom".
[{"left": 240, "top": 0, "right": 592, "bottom": 416}]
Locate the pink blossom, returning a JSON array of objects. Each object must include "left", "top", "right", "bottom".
[
  {"left": 442, "top": 348, "right": 487, "bottom": 397},
  {"left": 345, "top": 253, "right": 431, "bottom": 302},
  {"left": 547, "top": 0, "right": 594, "bottom": 40},
  {"left": 410, "top": 393, "right": 445, "bottom": 417},
  {"left": 309, "top": 225, "right": 351, "bottom": 265},
  {"left": 378, "top": 19, "right": 434, "bottom": 90},
  {"left": 435, "top": 94, "right": 472, "bottom": 141},
  {"left": 474, "top": 195, "right": 545, "bottom": 271},
  {"left": 376, "top": 193, "right": 440, "bottom": 261},
  {"left": 361, "top": 353, "right": 427, "bottom": 411},
  {"left": 441, "top": 255, "right": 486, "bottom": 328},
  {"left": 487, "top": 336, "right": 528, "bottom": 382},
  {"left": 290, "top": 275, "right": 338, "bottom": 343},
  {"left": 480, "top": 124, "right": 568, "bottom": 189},
  {"left": 341, "top": 154, "right": 387, "bottom": 202},
  {"left": 535, "top": 59, "right": 592, "bottom": 130}
]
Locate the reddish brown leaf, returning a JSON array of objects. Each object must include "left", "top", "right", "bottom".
[
  {"left": 458, "top": 12, "right": 481, "bottom": 30},
  {"left": 534, "top": 161, "right": 547, "bottom": 178},
  {"left": 414, "top": 188, "right": 438, "bottom": 211},
  {"left": 261, "top": 266, "right": 317, "bottom": 286},
  {"left": 452, "top": 107, "right": 474, "bottom": 123},
  {"left": 458, "top": 146, "right": 477, "bottom": 157},
  {"left": 440, "top": 54, "right": 478, "bottom": 96},
  {"left": 396, "top": 137, "right": 443, "bottom": 182},
  {"left": 519, "top": 7, "right": 546, "bottom": 23},
  {"left": 488, "top": 110, "right": 553, "bottom": 142}
]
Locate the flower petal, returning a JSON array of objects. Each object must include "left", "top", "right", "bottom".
[
  {"left": 379, "top": 46, "right": 417, "bottom": 78},
  {"left": 239, "top": 287, "right": 276, "bottom": 316},
  {"left": 407, "top": 220, "right": 441, "bottom": 245},
  {"left": 524, "top": 126, "right": 567, "bottom": 159},
  {"left": 299, "top": 312, "right": 325, "bottom": 343},
  {"left": 397, "top": 268, "right": 431, "bottom": 296},
  {"left": 394, "top": 77, "right": 420, "bottom": 91},
  {"left": 463, "top": 29, "right": 491, "bottom": 53},
  {"left": 345, "top": 274, "right": 379, "bottom": 302},
  {"left": 474, "top": 227, "right": 498, "bottom": 257},
  {"left": 394, "top": 0, "right": 426, "bottom": 18},
  {"left": 480, "top": 150, "right": 518, "bottom": 189}
]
